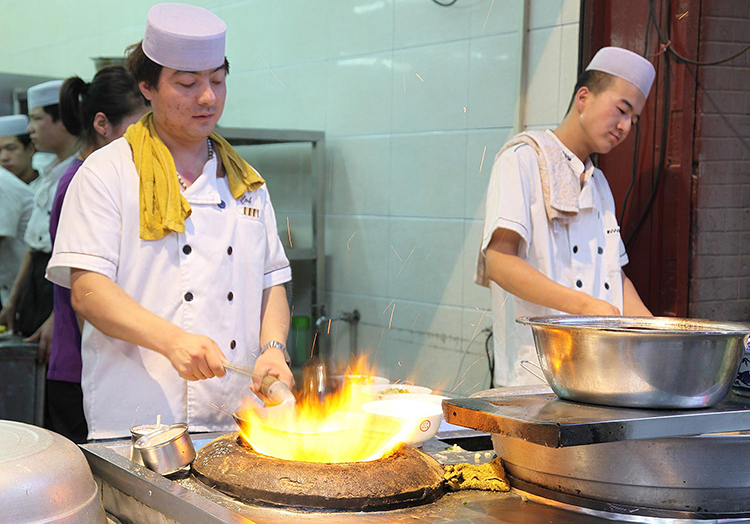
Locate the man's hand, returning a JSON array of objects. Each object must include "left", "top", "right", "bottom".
[
  {"left": 25, "top": 313, "right": 54, "bottom": 364},
  {"left": 251, "top": 347, "right": 294, "bottom": 393},
  {"left": 576, "top": 294, "right": 621, "bottom": 316},
  {"left": 167, "top": 332, "right": 227, "bottom": 381},
  {"left": 0, "top": 302, "right": 16, "bottom": 334}
]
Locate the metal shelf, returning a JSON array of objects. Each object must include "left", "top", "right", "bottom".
[
  {"left": 286, "top": 248, "right": 316, "bottom": 262},
  {"left": 215, "top": 126, "right": 324, "bottom": 145},
  {"left": 218, "top": 127, "right": 326, "bottom": 351}
]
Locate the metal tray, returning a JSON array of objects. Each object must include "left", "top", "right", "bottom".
[{"left": 443, "top": 386, "right": 750, "bottom": 447}]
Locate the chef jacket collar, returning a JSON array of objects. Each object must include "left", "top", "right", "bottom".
[
  {"left": 545, "top": 130, "right": 596, "bottom": 210},
  {"left": 182, "top": 155, "right": 221, "bottom": 205}
]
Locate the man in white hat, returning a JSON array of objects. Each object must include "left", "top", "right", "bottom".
[
  {"left": 0, "top": 115, "right": 39, "bottom": 186},
  {"left": 47, "top": 3, "right": 293, "bottom": 439},
  {"left": 0, "top": 81, "right": 78, "bottom": 346},
  {"left": 477, "top": 47, "right": 655, "bottom": 386}
]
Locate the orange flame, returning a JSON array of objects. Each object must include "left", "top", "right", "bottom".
[{"left": 237, "top": 359, "right": 403, "bottom": 463}]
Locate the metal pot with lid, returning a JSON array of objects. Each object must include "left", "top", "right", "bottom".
[{"left": 0, "top": 420, "right": 106, "bottom": 524}]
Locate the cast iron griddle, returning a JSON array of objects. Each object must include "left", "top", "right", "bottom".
[{"left": 192, "top": 432, "right": 446, "bottom": 511}]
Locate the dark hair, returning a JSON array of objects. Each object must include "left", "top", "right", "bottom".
[
  {"left": 125, "top": 40, "right": 230, "bottom": 89},
  {"left": 59, "top": 65, "right": 146, "bottom": 142},
  {"left": 16, "top": 134, "right": 32, "bottom": 147},
  {"left": 42, "top": 104, "right": 60, "bottom": 122},
  {"left": 566, "top": 69, "right": 615, "bottom": 113}
]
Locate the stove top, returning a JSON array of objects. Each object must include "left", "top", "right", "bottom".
[
  {"left": 82, "top": 401, "right": 750, "bottom": 524},
  {"left": 82, "top": 430, "right": 614, "bottom": 524}
]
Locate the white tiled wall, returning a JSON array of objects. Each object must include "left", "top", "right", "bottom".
[{"left": 0, "top": 0, "right": 580, "bottom": 396}]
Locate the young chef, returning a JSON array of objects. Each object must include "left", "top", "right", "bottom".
[
  {"left": 476, "top": 47, "right": 655, "bottom": 386},
  {"left": 47, "top": 3, "right": 293, "bottom": 439},
  {"left": 0, "top": 115, "right": 39, "bottom": 186},
  {"left": 0, "top": 81, "right": 79, "bottom": 343}
]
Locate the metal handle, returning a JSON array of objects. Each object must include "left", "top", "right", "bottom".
[
  {"left": 520, "top": 359, "right": 548, "bottom": 385},
  {"left": 224, "top": 362, "right": 254, "bottom": 377},
  {"left": 224, "top": 364, "right": 267, "bottom": 410}
]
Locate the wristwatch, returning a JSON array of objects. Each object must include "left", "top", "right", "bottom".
[{"left": 261, "top": 340, "right": 291, "bottom": 366}]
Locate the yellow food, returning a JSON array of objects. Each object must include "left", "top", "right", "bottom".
[{"left": 382, "top": 387, "right": 410, "bottom": 394}]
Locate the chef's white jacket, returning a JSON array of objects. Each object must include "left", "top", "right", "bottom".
[
  {"left": 47, "top": 138, "right": 292, "bottom": 439},
  {"left": 24, "top": 154, "right": 77, "bottom": 252},
  {"left": 478, "top": 130, "right": 627, "bottom": 387},
  {"left": 0, "top": 167, "right": 33, "bottom": 305}
]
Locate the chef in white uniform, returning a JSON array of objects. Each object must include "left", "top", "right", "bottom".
[
  {"left": 47, "top": 3, "right": 293, "bottom": 439},
  {"left": 0, "top": 81, "right": 78, "bottom": 340},
  {"left": 0, "top": 115, "right": 34, "bottom": 307},
  {"left": 476, "top": 47, "right": 655, "bottom": 386},
  {"left": 0, "top": 114, "right": 39, "bottom": 187},
  {"left": 0, "top": 165, "right": 32, "bottom": 308}
]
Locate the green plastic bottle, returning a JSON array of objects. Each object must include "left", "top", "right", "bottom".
[{"left": 291, "top": 316, "right": 311, "bottom": 364}]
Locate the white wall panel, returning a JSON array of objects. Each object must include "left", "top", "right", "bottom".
[
  {"left": 468, "top": 32, "right": 521, "bottom": 129},
  {"left": 327, "top": 0, "right": 394, "bottom": 58},
  {"left": 326, "top": 52, "right": 394, "bottom": 136},
  {"left": 390, "top": 132, "right": 467, "bottom": 218},
  {"left": 387, "top": 218, "right": 465, "bottom": 306},
  {"left": 391, "top": 41, "right": 470, "bottom": 133},
  {"left": 394, "top": 0, "right": 473, "bottom": 49},
  {"left": 327, "top": 136, "right": 392, "bottom": 216}
]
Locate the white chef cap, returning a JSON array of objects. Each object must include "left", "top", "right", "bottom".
[
  {"left": 142, "top": 3, "right": 226, "bottom": 71},
  {"left": 27, "top": 80, "right": 63, "bottom": 110},
  {"left": 0, "top": 115, "right": 30, "bottom": 136},
  {"left": 586, "top": 47, "right": 656, "bottom": 99}
]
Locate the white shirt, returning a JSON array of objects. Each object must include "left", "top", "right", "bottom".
[
  {"left": 47, "top": 138, "right": 292, "bottom": 439},
  {"left": 0, "top": 167, "right": 33, "bottom": 305},
  {"left": 24, "top": 154, "right": 77, "bottom": 252},
  {"left": 478, "top": 130, "right": 628, "bottom": 386}
]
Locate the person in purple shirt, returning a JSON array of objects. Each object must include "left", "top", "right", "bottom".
[{"left": 47, "top": 66, "right": 148, "bottom": 442}]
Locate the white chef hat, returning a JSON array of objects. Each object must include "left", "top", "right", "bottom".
[
  {"left": 586, "top": 46, "right": 656, "bottom": 99},
  {"left": 142, "top": 3, "right": 226, "bottom": 71},
  {"left": 0, "top": 115, "right": 30, "bottom": 137},
  {"left": 27, "top": 80, "right": 63, "bottom": 110}
]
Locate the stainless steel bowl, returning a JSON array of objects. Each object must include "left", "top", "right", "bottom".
[
  {"left": 516, "top": 315, "right": 750, "bottom": 409},
  {"left": 134, "top": 423, "right": 195, "bottom": 475},
  {"left": 0, "top": 420, "right": 106, "bottom": 523}
]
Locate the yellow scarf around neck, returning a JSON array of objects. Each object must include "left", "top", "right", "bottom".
[{"left": 124, "top": 112, "right": 265, "bottom": 240}]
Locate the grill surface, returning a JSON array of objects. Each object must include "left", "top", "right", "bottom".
[{"left": 192, "top": 432, "right": 446, "bottom": 511}]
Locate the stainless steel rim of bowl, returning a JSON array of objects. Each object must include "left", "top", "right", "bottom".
[{"left": 516, "top": 315, "right": 750, "bottom": 336}]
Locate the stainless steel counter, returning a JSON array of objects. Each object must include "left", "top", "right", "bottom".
[{"left": 82, "top": 431, "right": 613, "bottom": 524}]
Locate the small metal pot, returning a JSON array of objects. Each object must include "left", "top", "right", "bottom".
[
  {"left": 134, "top": 423, "right": 195, "bottom": 475},
  {"left": 517, "top": 315, "right": 750, "bottom": 409},
  {"left": 129, "top": 423, "right": 162, "bottom": 465}
]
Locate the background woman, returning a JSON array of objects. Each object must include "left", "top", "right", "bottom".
[{"left": 44, "top": 66, "right": 148, "bottom": 442}]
